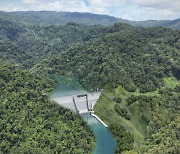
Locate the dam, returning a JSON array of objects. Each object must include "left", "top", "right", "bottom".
[
  {"left": 52, "top": 91, "right": 102, "bottom": 114},
  {"left": 51, "top": 83, "right": 116, "bottom": 154},
  {"left": 51, "top": 84, "right": 102, "bottom": 114}
]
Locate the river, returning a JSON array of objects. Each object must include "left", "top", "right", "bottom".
[{"left": 51, "top": 83, "right": 116, "bottom": 154}]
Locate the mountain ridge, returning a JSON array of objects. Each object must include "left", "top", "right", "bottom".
[
  {"left": 0, "top": 11, "right": 180, "bottom": 29},
  {"left": 0, "top": 10, "right": 179, "bottom": 154}
]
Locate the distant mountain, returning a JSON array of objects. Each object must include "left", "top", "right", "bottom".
[
  {"left": 0, "top": 11, "right": 179, "bottom": 29},
  {"left": 130, "top": 19, "right": 180, "bottom": 29},
  {"left": 161, "top": 18, "right": 180, "bottom": 29},
  {"left": 0, "top": 13, "right": 130, "bottom": 67},
  {"left": 0, "top": 11, "right": 125, "bottom": 26}
]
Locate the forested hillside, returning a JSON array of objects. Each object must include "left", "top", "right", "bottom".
[
  {"left": 38, "top": 23, "right": 180, "bottom": 153},
  {"left": 1, "top": 11, "right": 180, "bottom": 29},
  {"left": 1, "top": 16, "right": 129, "bottom": 67},
  {"left": 0, "top": 11, "right": 180, "bottom": 154},
  {"left": 95, "top": 78, "right": 180, "bottom": 153},
  {"left": 0, "top": 61, "right": 94, "bottom": 153},
  {"left": 40, "top": 24, "right": 180, "bottom": 92},
  {"left": 0, "top": 17, "right": 112, "bottom": 67},
  {"left": 0, "top": 11, "right": 122, "bottom": 26}
]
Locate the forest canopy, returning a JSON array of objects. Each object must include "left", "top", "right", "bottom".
[
  {"left": 0, "top": 12, "right": 180, "bottom": 153},
  {"left": 0, "top": 61, "right": 94, "bottom": 153}
]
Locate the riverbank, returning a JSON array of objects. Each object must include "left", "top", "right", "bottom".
[
  {"left": 51, "top": 82, "right": 116, "bottom": 154},
  {"left": 82, "top": 114, "right": 116, "bottom": 154},
  {"left": 91, "top": 113, "right": 108, "bottom": 128},
  {"left": 94, "top": 86, "right": 144, "bottom": 153}
]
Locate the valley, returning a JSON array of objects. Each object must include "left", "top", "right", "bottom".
[{"left": 0, "top": 11, "right": 179, "bottom": 154}]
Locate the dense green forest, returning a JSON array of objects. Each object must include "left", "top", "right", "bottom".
[
  {"left": 0, "top": 61, "right": 95, "bottom": 153},
  {"left": 40, "top": 24, "right": 180, "bottom": 92},
  {"left": 0, "top": 17, "right": 114, "bottom": 67},
  {"left": 0, "top": 12, "right": 180, "bottom": 153},
  {"left": 37, "top": 23, "right": 180, "bottom": 153},
  {"left": 94, "top": 78, "right": 180, "bottom": 153}
]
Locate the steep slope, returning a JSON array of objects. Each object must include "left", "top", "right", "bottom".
[
  {"left": 0, "top": 61, "right": 95, "bottom": 153},
  {"left": 40, "top": 24, "right": 180, "bottom": 92},
  {"left": 38, "top": 24, "right": 180, "bottom": 153},
  {"left": 0, "top": 17, "right": 119, "bottom": 67},
  {"left": 1, "top": 12, "right": 180, "bottom": 153},
  {"left": 94, "top": 78, "right": 180, "bottom": 153}
]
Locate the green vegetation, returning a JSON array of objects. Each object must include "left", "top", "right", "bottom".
[
  {"left": 0, "top": 11, "right": 180, "bottom": 153},
  {"left": 1, "top": 11, "right": 180, "bottom": 29},
  {"left": 110, "top": 124, "right": 134, "bottom": 153},
  {"left": 163, "top": 77, "right": 180, "bottom": 88},
  {"left": 0, "top": 11, "right": 121, "bottom": 26},
  {"left": 39, "top": 23, "right": 179, "bottom": 153},
  {"left": 94, "top": 88, "right": 144, "bottom": 153},
  {"left": 0, "top": 17, "right": 117, "bottom": 67},
  {"left": 0, "top": 61, "right": 95, "bottom": 153},
  {"left": 115, "top": 104, "right": 131, "bottom": 120},
  {"left": 41, "top": 24, "right": 180, "bottom": 93},
  {"left": 94, "top": 78, "right": 180, "bottom": 153}
]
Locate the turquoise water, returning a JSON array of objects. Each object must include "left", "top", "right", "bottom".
[
  {"left": 51, "top": 83, "right": 87, "bottom": 98},
  {"left": 51, "top": 83, "right": 116, "bottom": 154},
  {"left": 83, "top": 114, "right": 116, "bottom": 154}
]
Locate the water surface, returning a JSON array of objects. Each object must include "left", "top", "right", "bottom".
[
  {"left": 51, "top": 83, "right": 116, "bottom": 154},
  {"left": 51, "top": 83, "right": 87, "bottom": 98},
  {"left": 83, "top": 114, "right": 116, "bottom": 154}
]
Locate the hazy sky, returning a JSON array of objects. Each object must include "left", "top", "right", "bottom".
[{"left": 0, "top": 0, "right": 180, "bottom": 21}]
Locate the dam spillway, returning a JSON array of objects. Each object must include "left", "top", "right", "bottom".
[
  {"left": 51, "top": 91, "right": 102, "bottom": 114},
  {"left": 51, "top": 83, "right": 116, "bottom": 154}
]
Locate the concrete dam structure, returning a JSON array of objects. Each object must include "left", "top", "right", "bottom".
[
  {"left": 51, "top": 84, "right": 114, "bottom": 153},
  {"left": 51, "top": 91, "right": 102, "bottom": 114}
]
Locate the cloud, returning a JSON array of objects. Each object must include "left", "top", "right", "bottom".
[
  {"left": 47, "top": 0, "right": 88, "bottom": 12},
  {"left": 129, "top": 0, "right": 180, "bottom": 20},
  {"left": 30, "top": 0, "right": 87, "bottom": 12},
  {"left": 21, "top": 0, "right": 43, "bottom": 4},
  {"left": 89, "top": 0, "right": 125, "bottom": 7},
  {"left": 0, "top": 4, "right": 21, "bottom": 12},
  {"left": 26, "top": 0, "right": 108, "bottom": 14},
  {"left": 133, "top": 0, "right": 172, "bottom": 8},
  {"left": 134, "top": 0, "right": 180, "bottom": 7}
]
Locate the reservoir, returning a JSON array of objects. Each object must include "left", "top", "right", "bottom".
[{"left": 51, "top": 83, "right": 116, "bottom": 154}]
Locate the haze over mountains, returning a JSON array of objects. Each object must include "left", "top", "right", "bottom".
[{"left": 0, "top": 11, "right": 180, "bottom": 29}]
